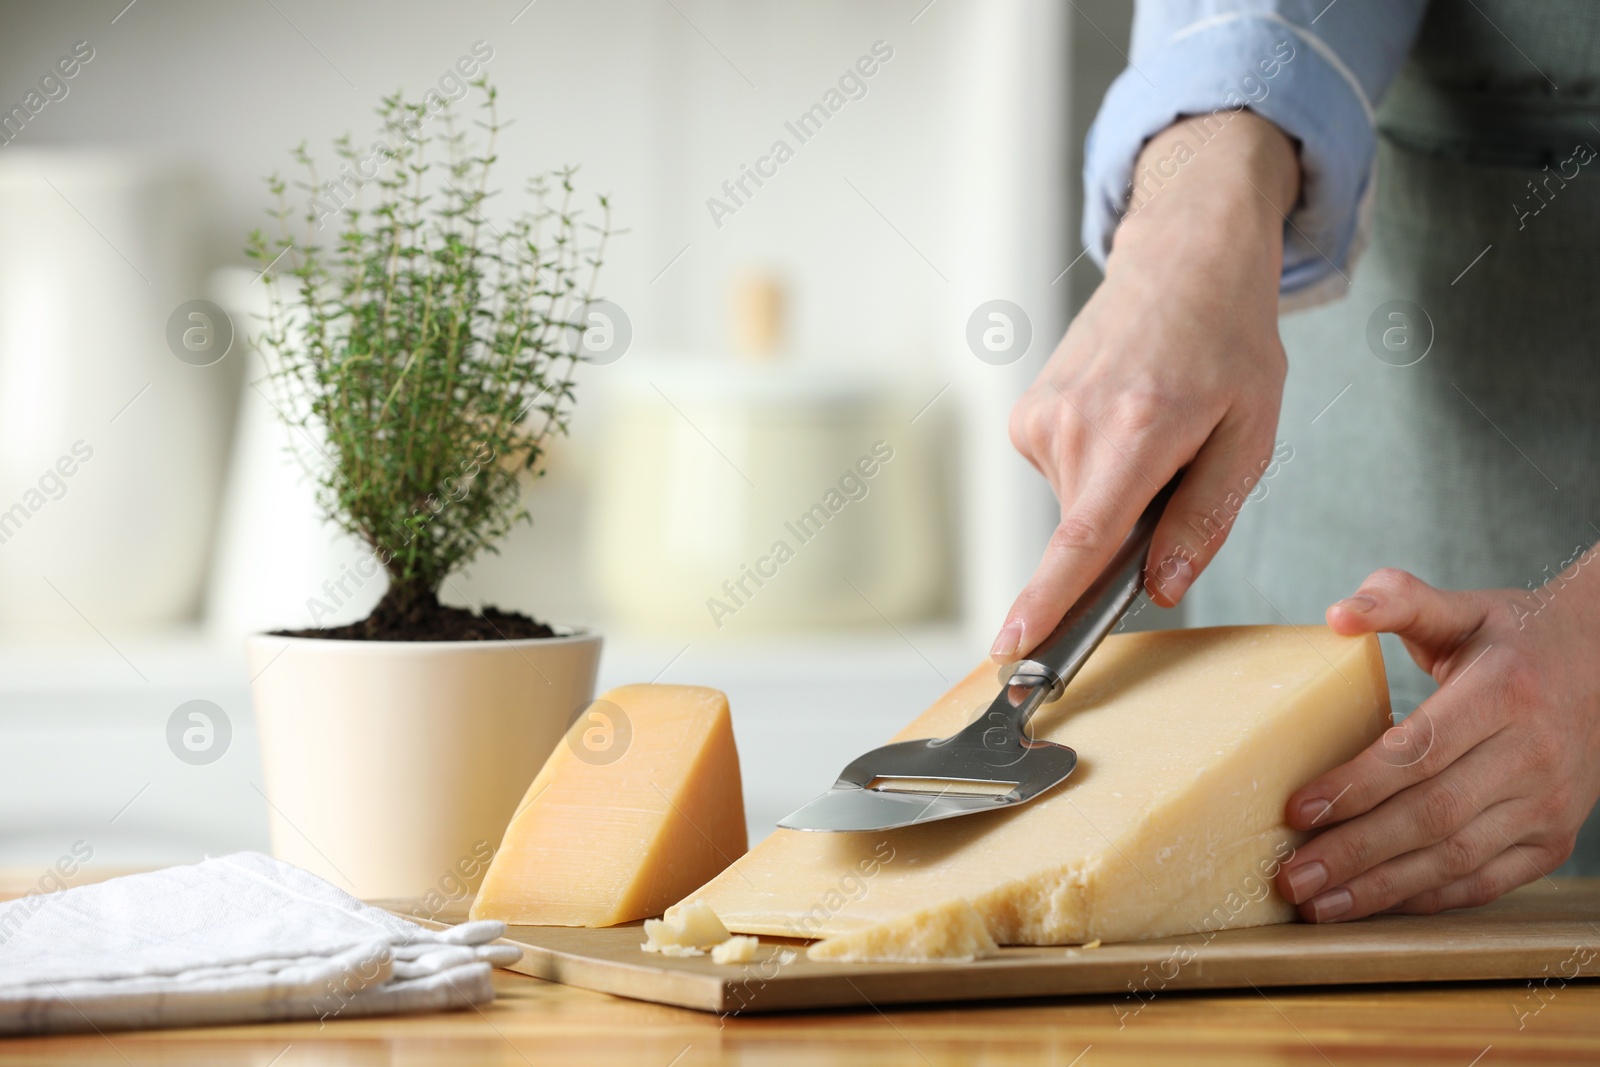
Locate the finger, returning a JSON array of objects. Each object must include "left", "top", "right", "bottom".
[
  {"left": 1278, "top": 747, "right": 1515, "bottom": 905},
  {"left": 1296, "top": 797, "right": 1524, "bottom": 922},
  {"left": 1325, "top": 568, "right": 1488, "bottom": 674},
  {"left": 1285, "top": 688, "right": 1501, "bottom": 833},
  {"left": 1008, "top": 372, "right": 1110, "bottom": 507},
  {"left": 991, "top": 458, "right": 1176, "bottom": 662},
  {"left": 1006, "top": 390, "right": 1070, "bottom": 500},
  {"left": 1144, "top": 415, "right": 1277, "bottom": 607},
  {"left": 1386, "top": 840, "right": 1568, "bottom": 916}
]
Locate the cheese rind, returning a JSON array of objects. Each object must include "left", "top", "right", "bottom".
[
  {"left": 471, "top": 685, "right": 747, "bottom": 927},
  {"left": 687, "top": 626, "right": 1389, "bottom": 951}
]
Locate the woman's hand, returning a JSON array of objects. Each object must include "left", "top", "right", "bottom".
[
  {"left": 1277, "top": 565, "right": 1600, "bottom": 921},
  {"left": 994, "top": 112, "right": 1300, "bottom": 662}
]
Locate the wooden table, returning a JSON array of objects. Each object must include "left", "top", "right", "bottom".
[
  {"left": 5, "top": 960, "right": 1600, "bottom": 1064},
  {"left": 3, "top": 876, "right": 1599, "bottom": 1064}
]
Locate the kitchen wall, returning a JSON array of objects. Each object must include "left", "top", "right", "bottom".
[
  {"left": 0, "top": 0, "right": 1140, "bottom": 867},
  {"left": 0, "top": 0, "right": 1145, "bottom": 636}
]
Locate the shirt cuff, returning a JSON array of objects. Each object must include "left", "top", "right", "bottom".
[{"left": 1082, "top": 14, "right": 1375, "bottom": 304}]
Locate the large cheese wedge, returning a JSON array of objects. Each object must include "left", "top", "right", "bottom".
[
  {"left": 471, "top": 684, "right": 747, "bottom": 927},
  {"left": 687, "top": 626, "right": 1388, "bottom": 952}
]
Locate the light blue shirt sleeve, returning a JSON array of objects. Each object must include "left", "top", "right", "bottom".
[{"left": 1083, "top": 1, "right": 1428, "bottom": 305}]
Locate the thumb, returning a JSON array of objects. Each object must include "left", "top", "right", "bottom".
[{"left": 1326, "top": 568, "right": 1487, "bottom": 674}]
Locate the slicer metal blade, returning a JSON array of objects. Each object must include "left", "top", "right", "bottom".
[
  {"left": 776, "top": 678, "right": 1077, "bottom": 831},
  {"left": 777, "top": 475, "right": 1180, "bottom": 833}
]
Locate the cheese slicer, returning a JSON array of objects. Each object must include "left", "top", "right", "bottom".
[{"left": 777, "top": 474, "right": 1181, "bottom": 833}]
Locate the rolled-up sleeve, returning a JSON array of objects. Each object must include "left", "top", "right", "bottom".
[{"left": 1083, "top": 1, "right": 1427, "bottom": 306}]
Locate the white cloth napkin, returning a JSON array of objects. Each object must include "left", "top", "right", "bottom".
[{"left": 0, "top": 851, "right": 521, "bottom": 1035}]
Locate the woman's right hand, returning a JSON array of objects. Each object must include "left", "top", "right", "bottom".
[{"left": 993, "top": 112, "right": 1302, "bottom": 662}]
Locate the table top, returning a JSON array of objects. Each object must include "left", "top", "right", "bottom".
[
  {"left": 3, "top": 959, "right": 1598, "bottom": 1065},
  {"left": 3, "top": 872, "right": 1598, "bottom": 1065}
]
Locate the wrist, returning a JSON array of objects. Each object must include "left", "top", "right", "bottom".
[
  {"left": 1109, "top": 112, "right": 1299, "bottom": 265},
  {"left": 1519, "top": 541, "right": 1600, "bottom": 634}
]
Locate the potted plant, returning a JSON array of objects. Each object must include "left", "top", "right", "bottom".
[{"left": 243, "top": 82, "right": 612, "bottom": 899}]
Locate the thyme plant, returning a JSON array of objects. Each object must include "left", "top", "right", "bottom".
[{"left": 247, "top": 82, "right": 611, "bottom": 632}]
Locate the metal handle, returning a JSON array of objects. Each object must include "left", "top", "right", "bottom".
[{"left": 1007, "top": 473, "right": 1182, "bottom": 699}]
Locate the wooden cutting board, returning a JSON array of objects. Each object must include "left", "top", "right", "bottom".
[{"left": 380, "top": 878, "right": 1600, "bottom": 1015}]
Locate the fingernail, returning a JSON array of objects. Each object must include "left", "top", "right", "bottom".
[
  {"left": 1336, "top": 594, "right": 1376, "bottom": 614},
  {"left": 1285, "top": 861, "right": 1327, "bottom": 904},
  {"left": 1309, "top": 886, "right": 1353, "bottom": 922},
  {"left": 1296, "top": 798, "right": 1332, "bottom": 826},
  {"left": 1155, "top": 552, "right": 1194, "bottom": 600},
  {"left": 990, "top": 620, "right": 1023, "bottom": 660}
]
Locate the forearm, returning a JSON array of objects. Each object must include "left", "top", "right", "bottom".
[{"left": 1085, "top": 0, "right": 1425, "bottom": 298}]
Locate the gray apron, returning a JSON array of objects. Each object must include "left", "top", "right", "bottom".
[{"left": 1187, "top": 0, "right": 1600, "bottom": 874}]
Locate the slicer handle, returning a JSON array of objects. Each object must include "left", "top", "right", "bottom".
[{"left": 1007, "top": 473, "right": 1182, "bottom": 698}]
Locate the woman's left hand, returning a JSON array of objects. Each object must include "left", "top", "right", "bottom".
[{"left": 1275, "top": 565, "right": 1600, "bottom": 921}]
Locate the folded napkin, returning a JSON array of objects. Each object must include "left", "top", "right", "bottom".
[{"left": 0, "top": 851, "right": 521, "bottom": 1035}]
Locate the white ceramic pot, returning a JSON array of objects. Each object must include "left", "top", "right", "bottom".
[
  {"left": 591, "top": 354, "right": 951, "bottom": 635},
  {"left": 0, "top": 150, "right": 241, "bottom": 632},
  {"left": 245, "top": 630, "right": 602, "bottom": 900}
]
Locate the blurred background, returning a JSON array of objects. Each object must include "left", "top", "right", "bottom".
[{"left": 0, "top": 0, "right": 1152, "bottom": 871}]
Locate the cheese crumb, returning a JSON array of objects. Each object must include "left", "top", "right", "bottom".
[
  {"left": 711, "top": 935, "right": 760, "bottom": 964},
  {"left": 1081, "top": 939, "right": 1102, "bottom": 950},
  {"left": 642, "top": 899, "right": 731, "bottom": 954},
  {"left": 655, "top": 944, "right": 705, "bottom": 958}
]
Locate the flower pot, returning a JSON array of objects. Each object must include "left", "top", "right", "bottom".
[{"left": 245, "top": 629, "right": 602, "bottom": 900}]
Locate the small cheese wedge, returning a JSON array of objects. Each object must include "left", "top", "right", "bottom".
[
  {"left": 471, "top": 684, "right": 747, "bottom": 927},
  {"left": 687, "top": 626, "right": 1389, "bottom": 954},
  {"left": 807, "top": 899, "right": 997, "bottom": 962}
]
